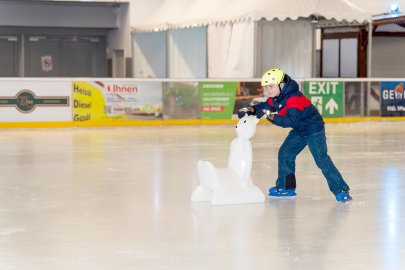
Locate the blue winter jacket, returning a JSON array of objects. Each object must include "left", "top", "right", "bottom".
[{"left": 252, "top": 74, "right": 324, "bottom": 136}]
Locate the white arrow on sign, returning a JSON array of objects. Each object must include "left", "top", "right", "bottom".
[{"left": 325, "top": 98, "right": 338, "bottom": 114}]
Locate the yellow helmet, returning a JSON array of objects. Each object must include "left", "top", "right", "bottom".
[{"left": 261, "top": 68, "right": 285, "bottom": 86}]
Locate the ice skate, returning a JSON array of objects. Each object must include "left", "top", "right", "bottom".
[
  {"left": 335, "top": 191, "right": 352, "bottom": 202},
  {"left": 268, "top": 187, "right": 296, "bottom": 197}
]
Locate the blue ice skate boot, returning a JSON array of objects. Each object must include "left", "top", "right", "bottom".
[
  {"left": 335, "top": 191, "right": 352, "bottom": 202},
  {"left": 268, "top": 187, "right": 296, "bottom": 197}
]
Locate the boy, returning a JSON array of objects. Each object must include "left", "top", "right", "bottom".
[{"left": 238, "top": 68, "right": 352, "bottom": 202}]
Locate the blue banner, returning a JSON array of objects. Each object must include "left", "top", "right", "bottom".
[{"left": 380, "top": 81, "right": 405, "bottom": 116}]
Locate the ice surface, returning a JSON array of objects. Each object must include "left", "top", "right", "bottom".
[{"left": 0, "top": 121, "right": 404, "bottom": 269}]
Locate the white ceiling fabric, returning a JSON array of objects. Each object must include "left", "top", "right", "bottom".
[
  {"left": 133, "top": 0, "right": 372, "bottom": 32},
  {"left": 349, "top": 0, "right": 405, "bottom": 15}
]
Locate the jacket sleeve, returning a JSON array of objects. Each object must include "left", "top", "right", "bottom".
[
  {"left": 270, "top": 108, "right": 300, "bottom": 128},
  {"left": 269, "top": 95, "right": 311, "bottom": 128},
  {"left": 252, "top": 101, "right": 276, "bottom": 118}
]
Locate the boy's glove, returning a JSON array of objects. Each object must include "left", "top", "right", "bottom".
[
  {"left": 262, "top": 109, "right": 275, "bottom": 121},
  {"left": 238, "top": 107, "right": 255, "bottom": 119}
]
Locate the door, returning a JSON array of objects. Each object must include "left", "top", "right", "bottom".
[
  {"left": 322, "top": 39, "right": 339, "bottom": 77},
  {"left": 322, "top": 33, "right": 359, "bottom": 78},
  {"left": 321, "top": 28, "right": 367, "bottom": 78},
  {"left": 0, "top": 35, "right": 20, "bottom": 76},
  {"left": 340, "top": 38, "right": 357, "bottom": 77},
  {"left": 25, "top": 35, "right": 60, "bottom": 77},
  {"left": 61, "top": 36, "right": 94, "bottom": 77},
  {"left": 24, "top": 34, "right": 107, "bottom": 77}
]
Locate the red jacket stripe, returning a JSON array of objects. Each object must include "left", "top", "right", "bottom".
[
  {"left": 267, "top": 98, "right": 274, "bottom": 106},
  {"left": 278, "top": 96, "right": 312, "bottom": 116}
]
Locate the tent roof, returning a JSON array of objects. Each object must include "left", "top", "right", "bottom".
[{"left": 133, "top": 0, "right": 372, "bottom": 32}]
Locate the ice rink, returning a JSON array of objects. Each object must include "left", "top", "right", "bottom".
[{"left": 1, "top": 121, "right": 405, "bottom": 270}]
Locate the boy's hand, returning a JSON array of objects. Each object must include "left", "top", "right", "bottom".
[
  {"left": 262, "top": 109, "right": 275, "bottom": 121},
  {"left": 238, "top": 107, "right": 255, "bottom": 118}
]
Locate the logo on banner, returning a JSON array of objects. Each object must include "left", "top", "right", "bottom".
[
  {"left": 381, "top": 82, "right": 405, "bottom": 116},
  {"left": 0, "top": 90, "right": 69, "bottom": 113}
]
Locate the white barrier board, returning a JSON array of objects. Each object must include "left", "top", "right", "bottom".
[{"left": 0, "top": 80, "right": 71, "bottom": 122}]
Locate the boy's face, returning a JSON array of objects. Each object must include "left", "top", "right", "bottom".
[{"left": 263, "top": 83, "right": 283, "bottom": 98}]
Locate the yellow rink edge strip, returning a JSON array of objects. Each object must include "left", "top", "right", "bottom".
[{"left": 0, "top": 116, "right": 405, "bottom": 128}]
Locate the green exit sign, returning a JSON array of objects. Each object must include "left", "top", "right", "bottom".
[{"left": 304, "top": 81, "right": 344, "bottom": 118}]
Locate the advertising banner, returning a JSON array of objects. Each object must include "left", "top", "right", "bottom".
[
  {"left": 304, "top": 81, "right": 344, "bottom": 118},
  {"left": 233, "top": 81, "right": 264, "bottom": 118},
  {"left": 380, "top": 81, "right": 405, "bottom": 116},
  {"left": 200, "top": 82, "right": 238, "bottom": 120},
  {"left": 72, "top": 81, "right": 162, "bottom": 122},
  {"left": 0, "top": 80, "right": 71, "bottom": 122},
  {"left": 162, "top": 82, "right": 200, "bottom": 119}
]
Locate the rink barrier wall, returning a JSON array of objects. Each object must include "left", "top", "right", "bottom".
[{"left": 0, "top": 78, "right": 404, "bottom": 128}]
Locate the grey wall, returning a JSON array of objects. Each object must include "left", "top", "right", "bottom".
[
  {"left": 0, "top": 2, "right": 118, "bottom": 28},
  {"left": 372, "top": 36, "right": 405, "bottom": 78}
]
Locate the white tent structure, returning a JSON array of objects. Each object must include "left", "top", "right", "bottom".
[{"left": 132, "top": 0, "right": 371, "bottom": 79}]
